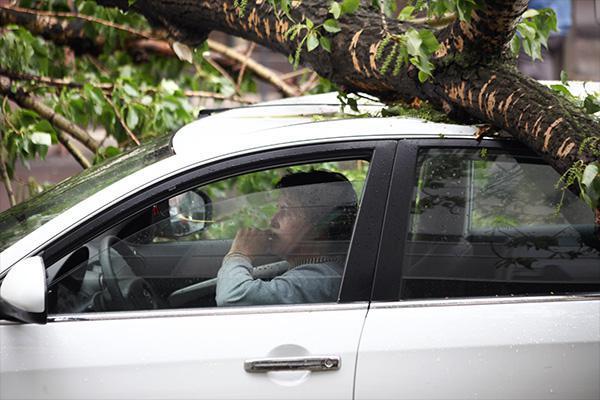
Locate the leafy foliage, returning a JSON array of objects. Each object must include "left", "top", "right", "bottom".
[
  {"left": 375, "top": 28, "right": 440, "bottom": 82},
  {"left": 511, "top": 7, "right": 558, "bottom": 60},
  {"left": 556, "top": 136, "right": 600, "bottom": 212},
  {"left": 398, "top": 0, "right": 478, "bottom": 21},
  {"left": 0, "top": 0, "right": 258, "bottom": 201},
  {"left": 282, "top": 0, "right": 359, "bottom": 68}
]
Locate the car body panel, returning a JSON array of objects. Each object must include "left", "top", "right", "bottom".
[
  {"left": 1, "top": 304, "right": 367, "bottom": 399},
  {"left": 355, "top": 297, "right": 600, "bottom": 400}
]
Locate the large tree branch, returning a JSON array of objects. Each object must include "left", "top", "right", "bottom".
[
  {"left": 0, "top": 76, "right": 100, "bottom": 153},
  {"left": 437, "top": 0, "right": 528, "bottom": 57},
  {"left": 102, "top": 0, "right": 599, "bottom": 179},
  {"left": 56, "top": 129, "right": 92, "bottom": 169}
]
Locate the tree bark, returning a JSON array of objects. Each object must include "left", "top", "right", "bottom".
[{"left": 93, "top": 0, "right": 598, "bottom": 179}]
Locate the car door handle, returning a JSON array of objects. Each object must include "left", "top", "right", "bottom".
[{"left": 244, "top": 356, "right": 341, "bottom": 373}]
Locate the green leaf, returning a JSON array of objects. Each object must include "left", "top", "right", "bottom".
[
  {"left": 522, "top": 9, "right": 540, "bottom": 19},
  {"left": 405, "top": 29, "right": 422, "bottom": 55},
  {"left": 509, "top": 35, "right": 521, "bottom": 55},
  {"left": 329, "top": 2, "right": 342, "bottom": 19},
  {"left": 583, "top": 95, "right": 600, "bottom": 114},
  {"left": 323, "top": 19, "right": 341, "bottom": 33},
  {"left": 419, "top": 29, "right": 440, "bottom": 55},
  {"left": 29, "top": 132, "right": 52, "bottom": 147},
  {"left": 560, "top": 70, "right": 569, "bottom": 86},
  {"left": 397, "top": 5, "right": 415, "bottom": 21},
  {"left": 126, "top": 107, "right": 139, "bottom": 129},
  {"left": 518, "top": 23, "right": 536, "bottom": 41},
  {"left": 140, "top": 95, "right": 153, "bottom": 106},
  {"left": 160, "top": 79, "right": 180, "bottom": 95},
  {"left": 123, "top": 84, "right": 139, "bottom": 97},
  {"left": 347, "top": 97, "right": 359, "bottom": 112},
  {"left": 549, "top": 84, "right": 574, "bottom": 98},
  {"left": 305, "top": 18, "right": 314, "bottom": 30},
  {"left": 582, "top": 163, "right": 599, "bottom": 188},
  {"left": 319, "top": 36, "right": 332, "bottom": 52},
  {"left": 341, "top": 0, "right": 360, "bottom": 14},
  {"left": 280, "top": 0, "right": 292, "bottom": 19},
  {"left": 306, "top": 32, "right": 319, "bottom": 52}
]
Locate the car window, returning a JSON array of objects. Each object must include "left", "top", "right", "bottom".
[
  {"left": 0, "top": 135, "right": 173, "bottom": 253},
  {"left": 401, "top": 148, "right": 600, "bottom": 300},
  {"left": 47, "top": 159, "right": 369, "bottom": 313}
]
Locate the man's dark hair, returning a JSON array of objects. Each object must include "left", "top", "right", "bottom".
[{"left": 275, "top": 170, "right": 358, "bottom": 240}]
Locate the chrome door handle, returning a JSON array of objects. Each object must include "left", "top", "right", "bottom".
[{"left": 244, "top": 356, "right": 341, "bottom": 373}]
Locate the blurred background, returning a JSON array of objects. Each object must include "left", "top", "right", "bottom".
[{"left": 1, "top": 0, "right": 599, "bottom": 212}]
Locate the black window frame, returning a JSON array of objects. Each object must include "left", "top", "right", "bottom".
[
  {"left": 41, "top": 140, "right": 397, "bottom": 305},
  {"left": 370, "top": 138, "right": 599, "bottom": 302}
]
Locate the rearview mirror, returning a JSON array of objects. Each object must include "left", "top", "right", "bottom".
[
  {"left": 0, "top": 256, "right": 47, "bottom": 324},
  {"left": 168, "top": 190, "right": 212, "bottom": 237}
]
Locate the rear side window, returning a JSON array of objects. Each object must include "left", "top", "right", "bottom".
[{"left": 401, "top": 148, "right": 600, "bottom": 300}]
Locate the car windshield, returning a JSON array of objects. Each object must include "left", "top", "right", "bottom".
[{"left": 0, "top": 135, "right": 174, "bottom": 253}]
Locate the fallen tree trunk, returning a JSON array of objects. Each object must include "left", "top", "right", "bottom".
[{"left": 94, "top": 0, "right": 598, "bottom": 177}]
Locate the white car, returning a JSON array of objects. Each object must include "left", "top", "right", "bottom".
[{"left": 0, "top": 93, "right": 598, "bottom": 399}]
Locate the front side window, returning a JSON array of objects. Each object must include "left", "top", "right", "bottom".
[
  {"left": 47, "top": 159, "right": 369, "bottom": 313},
  {"left": 0, "top": 135, "right": 173, "bottom": 252},
  {"left": 402, "top": 148, "right": 600, "bottom": 300}
]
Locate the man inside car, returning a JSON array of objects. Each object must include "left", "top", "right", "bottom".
[{"left": 216, "top": 170, "right": 358, "bottom": 306}]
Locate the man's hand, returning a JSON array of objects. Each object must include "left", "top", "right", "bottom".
[{"left": 228, "top": 228, "right": 272, "bottom": 261}]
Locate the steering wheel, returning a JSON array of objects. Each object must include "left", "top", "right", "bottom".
[
  {"left": 168, "top": 260, "right": 291, "bottom": 307},
  {"left": 99, "top": 235, "right": 160, "bottom": 311}
]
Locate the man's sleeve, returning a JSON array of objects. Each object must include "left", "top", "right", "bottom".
[{"left": 215, "top": 255, "right": 340, "bottom": 306}]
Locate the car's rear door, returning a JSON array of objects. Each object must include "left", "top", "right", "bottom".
[
  {"left": 355, "top": 139, "right": 600, "bottom": 400},
  {"left": 0, "top": 141, "right": 396, "bottom": 399}
]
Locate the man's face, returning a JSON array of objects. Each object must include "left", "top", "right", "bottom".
[{"left": 269, "top": 194, "right": 311, "bottom": 257}]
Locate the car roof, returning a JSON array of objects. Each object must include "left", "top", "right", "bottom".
[{"left": 171, "top": 92, "right": 480, "bottom": 160}]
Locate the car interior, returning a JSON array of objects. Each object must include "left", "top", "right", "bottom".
[{"left": 45, "top": 160, "right": 369, "bottom": 314}]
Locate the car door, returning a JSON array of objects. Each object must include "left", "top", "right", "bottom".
[
  {"left": 355, "top": 140, "right": 600, "bottom": 400},
  {"left": 0, "top": 141, "right": 396, "bottom": 399}
]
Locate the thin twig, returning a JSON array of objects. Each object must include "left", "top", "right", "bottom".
[
  {"left": 280, "top": 68, "right": 311, "bottom": 81},
  {"left": 380, "top": 0, "right": 389, "bottom": 34},
  {"left": 236, "top": 42, "right": 256, "bottom": 93},
  {"left": 182, "top": 90, "right": 255, "bottom": 104},
  {"left": 202, "top": 55, "right": 240, "bottom": 97},
  {"left": 56, "top": 129, "right": 91, "bottom": 169},
  {"left": 207, "top": 40, "right": 300, "bottom": 97},
  {"left": 411, "top": 13, "right": 456, "bottom": 27},
  {"left": 101, "top": 91, "right": 141, "bottom": 146},
  {"left": 85, "top": 55, "right": 110, "bottom": 75},
  {"left": 299, "top": 72, "right": 320, "bottom": 94}
]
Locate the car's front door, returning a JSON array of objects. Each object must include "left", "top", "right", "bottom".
[
  {"left": 0, "top": 141, "right": 396, "bottom": 399},
  {"left": 355, "top": 140, "right": 600, "bottom": 400}
]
